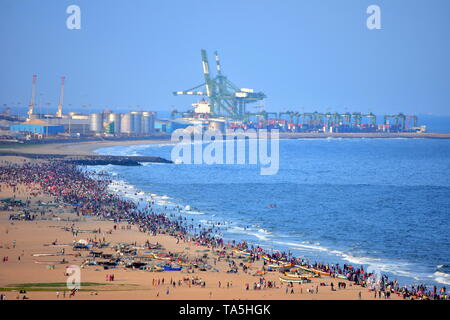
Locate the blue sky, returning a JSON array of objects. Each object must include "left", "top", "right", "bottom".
[{"left": 1, "top": 0, "right": 449, "bottom": 115}]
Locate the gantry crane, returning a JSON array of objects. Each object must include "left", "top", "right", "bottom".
[
  {"left": 384, "top": 113, "right": 406, "bottom": 131},
  {"left": 352, "top": 112, "right": 363, "bottom": 126},
  {"left": 362, "top": 112, "right": 377, "bottom": 126},
  {"left": 278, "top": 110, "right": 296, "bottom": 123},
  {"left": 405, "top": 115, "right": 418, "bottom": 129},
  {"left": 173, "top": 49, "right": 266, "bottom": 120},
  {"left": 340, "top": 112, "right": 352, "bottom": 125},
  {"left": 302, "top": 111, "right": 324, "bottom": 128}
]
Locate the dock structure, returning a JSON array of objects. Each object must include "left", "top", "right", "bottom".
[{"left": 172, "top": 50, "right": 421, "bottom": 133}]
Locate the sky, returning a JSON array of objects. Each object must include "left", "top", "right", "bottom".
[{"left": 0, "top": 0, "right": 449, "bottom": 116}]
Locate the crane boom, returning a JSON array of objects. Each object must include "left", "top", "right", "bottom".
[{"left": 201, "top": 49, "right": 213, "bottom": 97}]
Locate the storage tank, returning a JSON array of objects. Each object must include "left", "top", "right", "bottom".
[
  {"left": 131, "top": 111, "right": 142, "bottom": 134},
  {"left": 120, "top": 113, "right": 133, "bottom": 134},
  {"left": 108, "top": 113, "right": 121, "bottom": 134},
  {"left": 89, "top": 113, "right": 103, "bottom": 133},
  {"left": 142, "top": 112, "right": 155, "bottom": 134}
]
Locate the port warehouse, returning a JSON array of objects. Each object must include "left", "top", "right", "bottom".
[
  {"left": 8, "top": 111, "right": 157, "bottom": 136},
  {"left": 9, "top": 119, "right": 64, "bottom": 135},
  {"left": 8, "top": 111, "right": 425, "bottom": 136}
]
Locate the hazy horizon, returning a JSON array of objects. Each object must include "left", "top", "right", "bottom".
[{"left": 1, "top": 0, "right": 449, "bottom": 115}]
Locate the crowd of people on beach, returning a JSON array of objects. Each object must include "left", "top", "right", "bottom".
[{"left": 0, "top": 160, "right": 448, "bottom": 300}]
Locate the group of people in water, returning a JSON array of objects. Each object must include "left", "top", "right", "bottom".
[{"left": 0, "top": 160, "right": 448, "bottom": 300}]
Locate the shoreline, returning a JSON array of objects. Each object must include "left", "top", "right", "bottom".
[
  {"left": 0, "top": 157, "right": 446, "bottom": 300},
  {"left": 1, "top": 131, "right": 450, "bottom": 156},
  {"left": 0, "top": 160, "right": 380, "bottom": 300},
  {"left": 87, "top": 139, "right": 449, "bottom": 289},
  {"left": 1, "top": 138, "right": 448, "bottom": 300},
  {"left": 0, "top": 138, "right": 172, "bottom": 156}
]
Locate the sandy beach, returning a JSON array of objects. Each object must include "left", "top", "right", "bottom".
[
  {"left": 0, "top": 142, "right": 444, "bottom": 301},
  {"left": 0, "top": 138, "right": 172, "bottom": 156},
  {"left": 0, "top": 176, "right": 389, "bottom": 300}
]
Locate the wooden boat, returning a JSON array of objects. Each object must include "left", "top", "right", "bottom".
[
  {"left": 232, "top": 248, "right": 252, "bottom": 256},
  {"left": 34, "top": 259, "right": 68, "bottom": 265},
  {"left": 295, "top": 265, "right": 329, "bottom": 276},
  {"left": 151, "top": 253, "right": 172, "bottom": 260},
  {"left": 262, "top": 256, "right": 291, "bottom": 266},
  {"left": 163, "top": 265, "right": 182, "bottom": 271},
  {"left": 253, "top": 270, "right": 266, "bottom": 276},
  {"left": 279, "top": 276, "right": 311, "bottom": 283},
  {"left": 148, "top": 266, "right": 164, "bottom": 272},
  {"left": 283, "top": 272, "right": 318, "bottom": 279},
  {"left": 43, "top": 244, "right": 70, "bottom": 247},
  {"left": 32, "top": 251, "right": 64, "bottom": 257}
]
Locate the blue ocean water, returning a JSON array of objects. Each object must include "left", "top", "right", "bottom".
[{"left": 95, "top": 138, "right": 450, "bottom": 287}]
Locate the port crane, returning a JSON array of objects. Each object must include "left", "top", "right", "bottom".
[
  {"left": 173, "top": 49, "right": 266, "bottom": 120},
  {"left": 362, "top": 112, "right": 377, "bottom": 126},
  {"left": 384, "top": 113, "right": 406, "bottom": 131}
]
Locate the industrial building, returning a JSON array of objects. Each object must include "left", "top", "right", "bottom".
[
  {"left": 89, "top": 111, "right": 156, "bottom": 135},
  {"left": 9, "top": 119, "right": 64, "bottom": 135},
  {"left": 21, "top": 74, "right": 157, "bottom": 137}
]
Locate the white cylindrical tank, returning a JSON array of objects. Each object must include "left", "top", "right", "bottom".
[
  {"left": 89, "top": 113, "right": 103, "bottom": 133},
  {"left": 108, "top": 113, "right": 121, "bottom": 134},
  {"left": 131, "top": 111, "right": 142, "bottom": 134},
  {"left": 120, "top": 113, "right": 133, "bottom": 134},
  {"left": 142, "top": 112, "right": 155, "bottom": 134}
]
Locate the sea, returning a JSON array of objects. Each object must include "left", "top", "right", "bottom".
[{"left": 91, "top": 136, "right": 450, "bottom": 288}]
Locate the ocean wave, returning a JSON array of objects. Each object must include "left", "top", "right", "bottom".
[
  {"left": 226, "top": 226, "right": 272, "bottom": 241},
  {"left": 183, "top": 210, "right": 205, "bottom": 215},
  {"left": 139, "top": 162, "right": 165, "bottom": 166},
  {"left": 433, "top": 272, "right": 450, "bottom": 285},
  {"left": 272, "top": 239, "right": 428, "bottom": 280}
]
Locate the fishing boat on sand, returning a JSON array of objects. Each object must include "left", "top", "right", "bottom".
[
  {"left": 34, "top": 259, "right": 68, "bottom": 265},
  {"left": 279, "top": 276, "right": 311, "bottom": 283},
  {"left": 295, "top": 265, "right": 330, "bottom": 276}
]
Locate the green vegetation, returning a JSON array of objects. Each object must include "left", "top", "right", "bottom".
[
  {"left": 0, "top": 287, "right": 94, "bottom": 292},
  {"left": 8, "top": 282, "right": 106, "bottom": 288}
]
